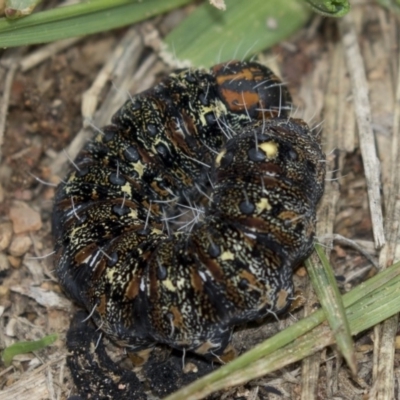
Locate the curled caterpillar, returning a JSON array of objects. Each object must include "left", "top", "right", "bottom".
[{"left": 52, "top": 61, "right": 325, "bottom": 394}]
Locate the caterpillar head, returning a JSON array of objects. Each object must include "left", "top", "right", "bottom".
[{"left": 212, "top": 60, "right": 292, "bottom": 119}]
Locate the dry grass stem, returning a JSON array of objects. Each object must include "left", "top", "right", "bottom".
[
  {"left": 81, "top": 27, "right": 143, "bottom": 123},
  {"left": 339, "top": 12, "right": 385, "bottom": 249},
  {"left": 0, "top": 50, "right": 21, "bottom": 163},
  {"left": 19, "top": 38, "right": 83, "bottom": 72}
]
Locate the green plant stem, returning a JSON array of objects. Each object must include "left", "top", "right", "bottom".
[{"left": 0, "top": 0, "right": 193, "bottom": 47}]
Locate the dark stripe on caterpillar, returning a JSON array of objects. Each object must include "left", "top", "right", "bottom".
[{"left": 52, "top": 61, "right": 325, "bottom": 395}]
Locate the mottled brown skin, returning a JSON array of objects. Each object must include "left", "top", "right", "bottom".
[{"left": 52, "top": 61, "right": 325, "bottom": 397}]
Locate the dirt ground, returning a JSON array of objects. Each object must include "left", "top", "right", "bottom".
[{"left": 0, "top": 1, "right": 399, "bottom": 399}]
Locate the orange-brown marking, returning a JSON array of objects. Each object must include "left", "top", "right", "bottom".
[
  {"left": 150, "top": 180, "right": 170, "bottom": 197},
  {"left": 260, "top": 175, "right": 281, "bottom": 189},
  {"left": 259, "top": 162, "right": 283, "bottom": 176},
  {"left": 170, "top": 306, "right": 184, "bottom": 329},
  {"left": 275, "top": 288, "right": 290, "bottom": 311},
  {"left": 240, "top": 217, "right": 295, "bottom": 247},
  {"left": 93, "top": 259, "right": 107, "bottom": 281},
  {"left": 238, "top": 269, "right": 259, "bottom": 287},
  {"left": 74, "top": 243, "right": 98, "bottom": 265},
  {"left": 125, "top": 274, "right": 141, "bottom": 300},
  {"left": 137, "top": 146, "right": 154, "bottom": 163},
  {"left": 167, "top": 118, "right": 193, "bottom": 154},
  {"left": 278, "top": 210, "right": 299, "bottom": 224},
  {"left": 181, "top": 109, "right": 198, "bottom": 136},
  {"left": 219, "top": 88, "right": 260, "bottom": 112},
  {"left": 190, "top": 268, "right": 204, "bottom": 292},
  {"left": 198, "top": 253, "right": 224, "bottom": 282},
  {"left": 213, "top": 64, "right": 263, "bottom": 83},
  {"left": 195, "top": 340, "right": 216, "bottom": 356},
  {"left": 96, "top": 294, "right": 107, "bottom": 316}
]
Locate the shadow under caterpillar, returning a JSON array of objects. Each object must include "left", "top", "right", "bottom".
[{"left": 52, "top": 61, "right": 325, "bottom": 398}]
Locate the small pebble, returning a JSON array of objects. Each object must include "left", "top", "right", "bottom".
[
  {"left": 183, "top": 361, "right": 198, "bottom": 374},
  {"left": 9, "top": 234, "right": 32, "bottom": 257},
  {"left": 8, "top": 255, "right": 21, "bottom": 268},
  {"left": 9, "top": 201, "right": 42, "bottom": 234},
  {"left": 295, "top": 266, "right": 307, "bottom": 277}
]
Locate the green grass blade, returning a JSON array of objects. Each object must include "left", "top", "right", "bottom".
[
  {"left": 305, "top": 244, "right": 356, "bottom": 374},
  {"left": 347, "top": 271, "right": 400, "bottom": 334},
  {"left": 1, "top": 333, "right": 58, "bottom": 366},
  {"left": 0, "top": 0, "right": 193, "bottom": 47},
  {"left": 0, "top": 0, "right": 138, "bottom": 32},
  {"left": 163, "top": 0, "right": 312, "bottom": 68},
  {"left": 304, "top": 0, "right": 350, "bottom": 16}
]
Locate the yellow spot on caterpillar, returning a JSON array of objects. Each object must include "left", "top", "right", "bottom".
[
  {"left": 213, "top": 101, "right": 227, "bottom": 119},
  {"left": 198, "top": 106, "right": 213, "bottom": 126},
  {"left": 128, "top": 209, "right": 138, "bottom": 219},
  {"left": 220, "top": 250, "right": 234, "bottom": 261},
  {"left": 162, "top": 278, "right": 176, "bottom": 292},
  {"left": 133, "top": 162, "right": 144, "bottom": 177},
  {"left": 215, "top": 149, "right": 226, "bottom": 167},
  {"left": 256, "top": 198, "right": 271, "bottom": 213},
  {"left": 106, "top": 268, "right": 115, "bottom": 281},
  {"left": 67, "top": 172, "right": 77, "bottom": 182},
  {"left": 259, "top": 141, "right": 278, "bottom": 159},
  {"left": 121, "top": 182, "right": 132, "bottom": 196},
  {"left": 176, "top": 277, "right": 186, "bottom": 289},
  {"left": 198, "top": 101, "right": 227, "bottom": 127},
  {"left": 70, "top": 226, "right": 83, "bottom": 238}
]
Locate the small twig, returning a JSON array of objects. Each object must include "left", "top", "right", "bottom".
[
  {"left": 81, "top": 28, "right": 141, "bottom": 124},
  {"left": 339, "top": 13, "right": 385, "bottom": 249},
  {"left": 19, "top": 37, "right": 82, "bottom": 72},
  {"left": 46, "top": 367, "right": 56, "bottom": 400},
  {"left": 0, "top": 52, "right": 20, "bottom": 163}
]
